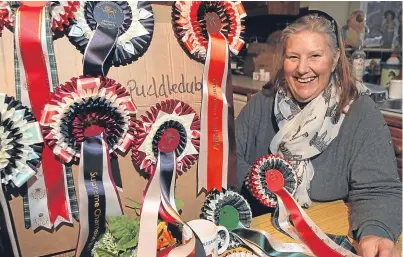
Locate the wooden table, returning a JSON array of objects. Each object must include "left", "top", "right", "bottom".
[{"left": 223, "top": 200, "right": 402, "bottom": 256}]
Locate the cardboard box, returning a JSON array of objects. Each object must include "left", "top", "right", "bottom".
[{"left": 0, "top": 4, "right": 207, "bottom": 256}]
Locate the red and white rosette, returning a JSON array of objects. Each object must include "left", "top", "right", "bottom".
[
  {"left": 133, "top": 100, "right": 205, "bottom": 257},
  {"left": 245, "top": 154, "right": 297, "bottom": 208},
  {"left": 40, "top": 76, "right": 136, "bottom": 257},
  {"left": 49, "top": 1, "right": 79, "bottom": 36},
  {"left": 132, "top": 99, "right": 200, "bottom": 176},
  {"left": 172, "top": 1, "right": 246, "bottom": 63},
  {"left": 245, "top": 155, "right": 359, "bottom": 257},
  {"left": 40, "top": 76, "right": 136, "bottom": 163},
  {"left": 172, "top": 1, "right": 247, "bottom": 193},
  {"left": 0, "top": 1, "right": 13, "bottom": 36}
]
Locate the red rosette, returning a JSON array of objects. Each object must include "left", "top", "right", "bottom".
[
  {"left": 245, "top": 154, "right": 297, "bottom": 208},
  {"left": 0, "top": 1, "right": 14, "bottom": 36},
  {"left": 40, "top": 75, "right": 137, "bottom": 164},
  {"left": 132, "top": 99, "right": 200, "bottom": 177},
  {"left": 50, "top": 1, "right": 79, "bottom": 35},
  {"left": 5, "top": 1, "right": 79, "bottom": 39},
  {"left": 172, "top": 1, "right": 246, "bottom": 63}
]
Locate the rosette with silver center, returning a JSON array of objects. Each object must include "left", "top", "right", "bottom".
[
  {"left": 64, "top": 1, "right": 154, "bottom": 66},
  {"left": 201, "top": 188, "right": 252, "bottom": 250},
  {"left": 172, "top": 1, "right": 246, "bottom": 63},
  {"left": 0, "top": 93, "right": 43, "bottom": 188},
  {"left": 246, "top": 154, "right": 297, "bottom": 208},
  {"left": 132, "top": 99, "right": 200, "bottom": 177},
  {"left": 40, "top": 75, "right": 136, "bottom": 164}
]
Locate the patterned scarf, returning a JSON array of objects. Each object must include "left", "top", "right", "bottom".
[{"left": 270, "top": 79, "right": 369, "bottom": 207}]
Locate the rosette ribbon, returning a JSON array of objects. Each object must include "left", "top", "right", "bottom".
[
  {"left": 172, "top": 1, "right": 247, "bottom": 192},
  {"left": 0, "top": 93, "right": 44, "bottom": 257},
  {"left": 132, "top": 100, "right": 205, "bottom": 257},
  {"left": 65, "top": 1, "right": 154, "bottom": 74},
  {"left": 40, "top": 76, "right": 136, "bottom": 257},
  {"left": 240, "top": 154, "right": 359, "bottom": 257},
  {"left": 14, "top": 1, "right": 73, "bottom": 230},
  {"left": 200, "top": 189, "right": 312, "bottom": 257}
]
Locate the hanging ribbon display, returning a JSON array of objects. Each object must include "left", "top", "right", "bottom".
[
  {"left": 0, "top": 94, "right": 44, "bottom": 257},
  {"left": 40, "top": 76, "right": 136, "bottom": 257},
  {"left": 49, "top": 1, "right": 79, "bottom": 37},
  {"left": 132, "top": 100, "right": 205, "bottom": 257},
  {"left": 64, "top": 1, "right": 154, "bottom": 69},
  {"left": 245, "top": 154, "right": 359, "bottom": 257},
  {"left": 14, "top": 1, "right": 73, "bottom": 230},
  {"left": 172, "top": 1, "right": 246, "bottom": 192}
]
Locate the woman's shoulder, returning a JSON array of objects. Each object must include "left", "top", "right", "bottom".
[{"left": 347, "top": 95, "right": 385, "bottom": 126}]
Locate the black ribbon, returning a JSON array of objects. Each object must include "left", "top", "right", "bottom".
[
  {"left": 159, "top": 152, "right": 206, "bottom": 257},
  {"left": 110, "top": 156, "right": 123, "bottom": 191},
  {"left": 83, "top": 25, "right": 119, "bottom": 77},
  {"left": 81, "top": 136, "right": 106, "bottom": 257}
]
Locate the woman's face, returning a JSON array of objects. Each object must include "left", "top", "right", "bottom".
[{"left": 283, "top": 31, "right": 339, "bottom": 103}]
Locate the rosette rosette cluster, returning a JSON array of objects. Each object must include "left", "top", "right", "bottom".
[
  {"left": 132, "top": 99, "right": 200, "bottom": 176},
  {"left": 245, "top": 154, "right": 297, "bottom": 208},
  {"left": 172, "top": 1, "right": 246, "bottom": 63},
  {"left": 64, "top": 1, "right": 154, "bottom": 67},
  {"left": 0, "top": 93, "right": 43, "bottom": 188},
  {"left": 40, "top": 76, "right": 136, "bottom": 163}
]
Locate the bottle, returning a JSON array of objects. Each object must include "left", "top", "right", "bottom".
[
  {"left": 351, "top": 45, "right": 366, "bottom": 82},
  {"left": 386, "top": 53, "right": 400, "bottom": 65}
]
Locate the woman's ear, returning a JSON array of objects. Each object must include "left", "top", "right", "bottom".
[{"left": 332, "top": 49, "right": 340, "bottom": 72}]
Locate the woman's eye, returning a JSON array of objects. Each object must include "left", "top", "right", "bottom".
[
  {"left": 311, "top": 54, "right": 321, "bottom": 58},
  {"left": 287, "top": 56, "right": 298, "bottom": 60}
]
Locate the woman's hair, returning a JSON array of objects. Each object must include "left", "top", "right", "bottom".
[
  {"left": 264, "top": 11, "right": 359, "bottom": 114},
  {"left": 384, "top": 10, "right": 396, "bottom": 20}
]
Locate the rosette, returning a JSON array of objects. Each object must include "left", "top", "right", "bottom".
[
  {"left": 49, "top": 1, "right": 80, "bottom": 37},
  {"left": 132, "top": 99, "right": 200, "bottom": 176},
  {"left": 0, "top": 1, "right": 13, "bottom": 36},
  {"left": 245, "top": 154, "right": 297, "bottom": 208},
  {"left": 65, "top": 1, "right": 154, "bottom": 67},
  {"left": 40, "top": 76, "right": 136, "bottom": 163},
  {"left": 0, "top": 93, "right": 43, "bottom": 257},
  {"left": 201, "top": 189, "right": 252, "bottom": 250},
  {"left": 0, "top": 93, "right": 43, "bottom": 188},
  {"left": 222, "top": 250, "right": 258, "bottom": 257},
  {"left": 40, "top": 76, "right": 136, "bottom": 257},
  {"left": 172, "top": 1, "right": 246, "bottom": 63},
  {"left": 173, "top": 1, "right": 247, "bottom": 192}
]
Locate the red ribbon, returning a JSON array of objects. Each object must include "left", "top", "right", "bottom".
[
  {"left": 266, "top": 170, "right": 345, "bottom": 257},
  {"left": 17, "top": 3, "right": 69, "bottom": 224},
  {"left": 204, "top": 32, "right": 228, "bottom": 192}
]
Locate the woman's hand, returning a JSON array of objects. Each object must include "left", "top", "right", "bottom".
[{"left": 358, "top": 235, "right": 400, "bottom": 257}]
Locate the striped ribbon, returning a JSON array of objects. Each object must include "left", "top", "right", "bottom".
[{"left": 14, "top": 4, "right": 77, "bottom": 230}]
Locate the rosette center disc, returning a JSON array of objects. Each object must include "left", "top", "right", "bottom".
[
  {"left": 158, "top": 128, "right": 180, "bottom": 153},
  {"left": 265, "top": 169, "right": 285, "bottom": 193},
  {"left": 93, "top": 2, "right": 125, "bottom": 29},
  {"left": 219, "top": 205, "right": 240, "bottom": 231},
  {"left": 205, "top": 12, "right": 222, "bottom": 33}
]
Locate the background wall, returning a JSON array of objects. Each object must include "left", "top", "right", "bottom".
[{"left": 0, "top": 4, "right": 207, "bottom": 257}]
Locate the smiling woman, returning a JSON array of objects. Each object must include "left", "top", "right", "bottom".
[{"left": 236, "top": 10, "right": 402, "bottom": 257}]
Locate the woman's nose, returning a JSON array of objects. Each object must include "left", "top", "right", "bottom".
[{"left": 297, "top": 59, "right": 310, "bottom": 75}]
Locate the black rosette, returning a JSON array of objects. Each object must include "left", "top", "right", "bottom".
[
  {"left": 0, "top": 94, "right": 43, "bottom": 188},
  {"left": 201, "top": 188, "right": 252, "bottom": 250},
  {"left": 172, "top": 1, "right": 246, "bottom": 63},
  {"left": 64, "top": 1, "right": 154, "bottom": 67},
  {"left": 246, "top": 154, "right": 297, "bottom": 208}
]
